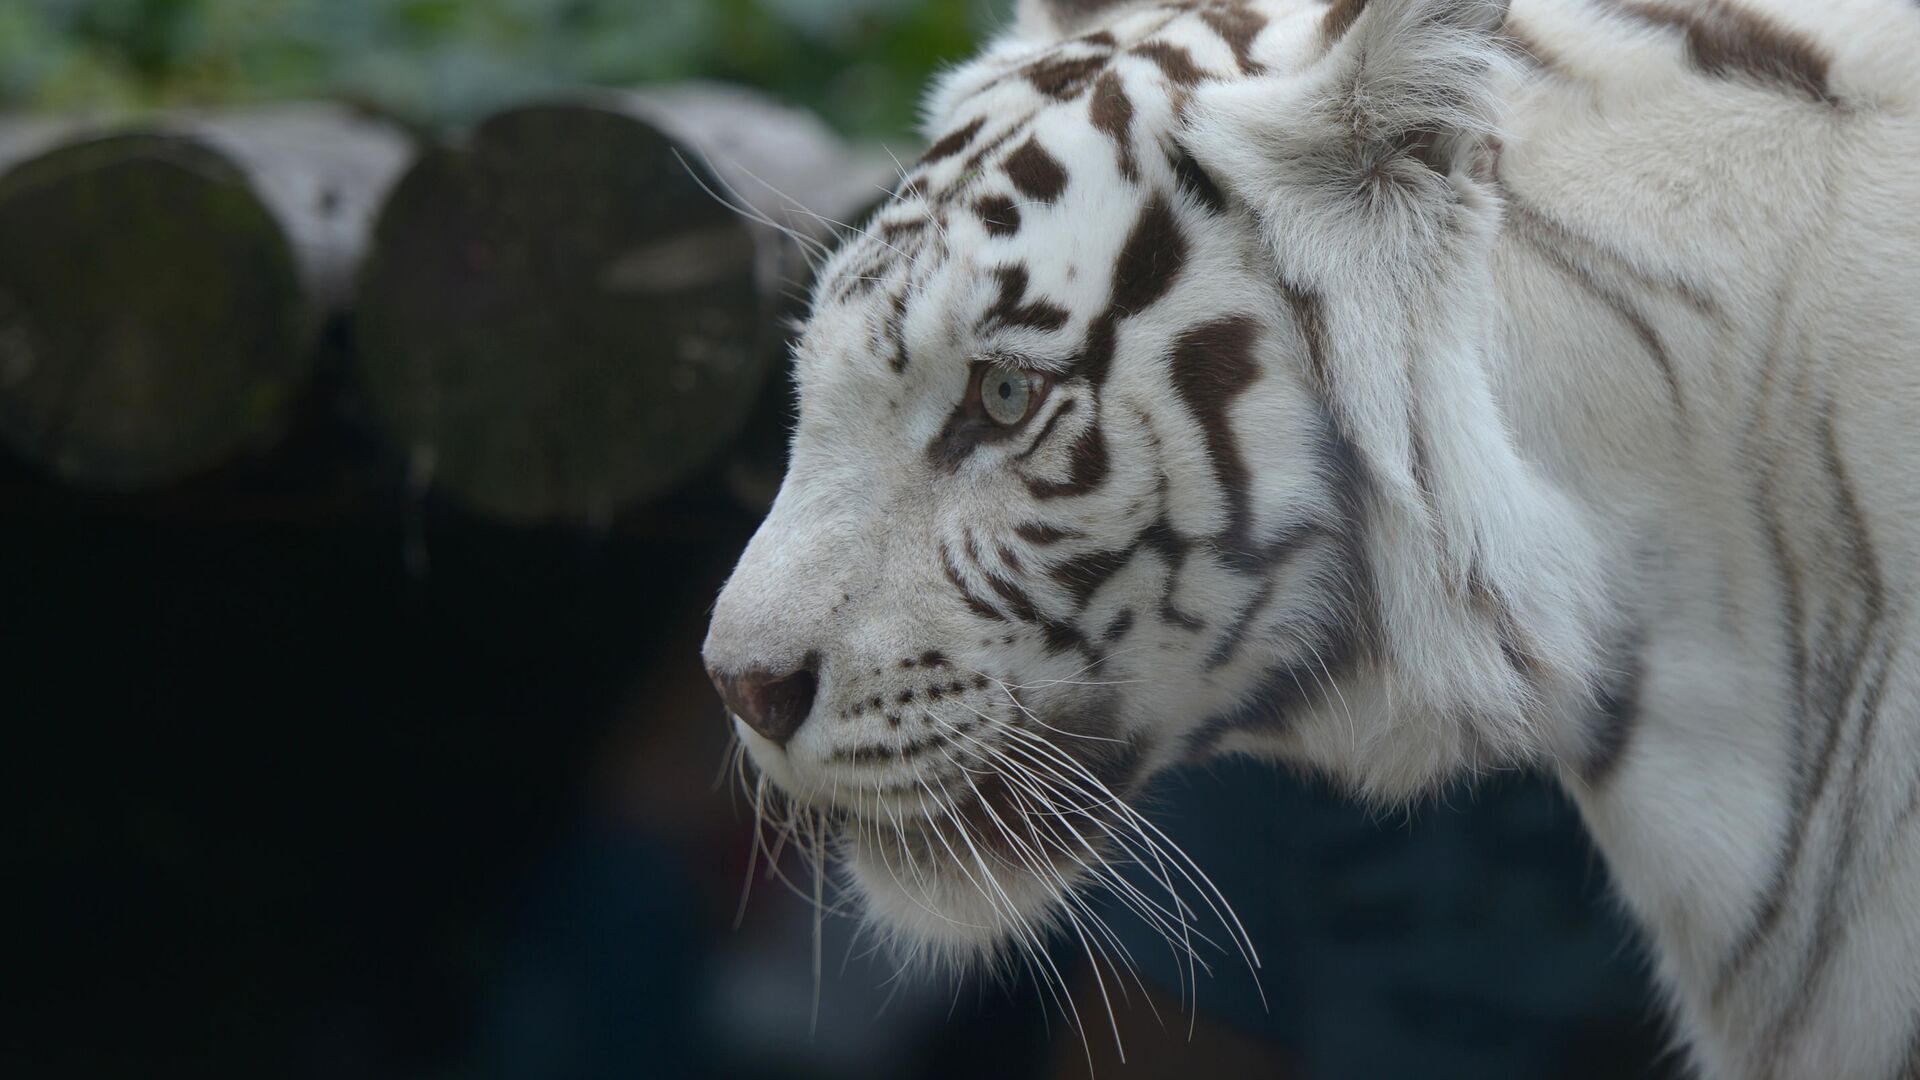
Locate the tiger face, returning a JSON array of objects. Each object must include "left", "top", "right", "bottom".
[
  {"left": 702, "top": 0, "right": 1356, "bottom": 962},
  {"left": 704, "top": 0, "right": 1606, "bottom": 965}
]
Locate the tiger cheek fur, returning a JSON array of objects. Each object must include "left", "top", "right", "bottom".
[{"left": 705, "top": 0, "right": 1920, "bottom": 1075}]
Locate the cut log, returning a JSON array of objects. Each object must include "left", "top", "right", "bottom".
[
  {"left": 355, "top": 83, "right": 891, "bottom": 525},
  {"left": 0, "top": 105, "right": 411, "bottom": 489}
]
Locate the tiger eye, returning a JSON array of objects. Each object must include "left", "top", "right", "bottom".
[{"left": 981, "top": 364, "right": 1036, "bottom": 426}]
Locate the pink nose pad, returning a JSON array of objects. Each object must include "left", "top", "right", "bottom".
[{"left": 708, "top": 657, "right": 819, "bottom": 746}]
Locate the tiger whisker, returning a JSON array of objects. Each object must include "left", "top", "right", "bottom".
[
  {"left": 921, "top": 773, "right": 1108, "bottom": 1069},
  {"left": 880, "top": 143, "right": 951, "bottom": 245},
  {"left": 970, "top": 717, "right": 1217, "bottom": 960},
  {"left": 946, "top": 744, "right": 1154, "bottom": 1002},
  {"left": 670, "top": 148, "right": 835, "bottom": 270},
  {"left": 995, "top": 722, "right": 1266, "bottom": 1002},
  {"left": 911, "top": 779, "right": 1086, "bottom": 1061},
  {"left": 932, "top": 704, "right": 1218, "bottom": 998}
]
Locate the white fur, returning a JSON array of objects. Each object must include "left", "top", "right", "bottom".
[{"left": 706, "top": 1, "right": 1920, "bottom": 1074}]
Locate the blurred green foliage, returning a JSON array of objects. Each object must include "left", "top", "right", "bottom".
[{"left": 0, "top": 0, "right": 1014, "bottom": 138}]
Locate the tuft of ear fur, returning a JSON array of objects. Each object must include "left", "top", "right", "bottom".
[
  {"left": 1184, "top": 0, "right": 1615, "bottom": 793},
  {"left": 1014, "top": 0, "right": 1158, "bottom": 41}
]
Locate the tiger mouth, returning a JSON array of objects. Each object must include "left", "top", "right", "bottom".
[
  {"left": 735, "top": 711, "right": 1258, "bottom": 986},
  {"left": 827, "top": 746, "right": 1262, "bottom": 987},
  {"left": 806, "top": 697, "right": 1141, "bottom": 833},
  {"left": 844, "top": 767, "right": 1115, "bottom": 871},
  {"left": 823, "top": 710, "right": 992, "bottom": 766}
]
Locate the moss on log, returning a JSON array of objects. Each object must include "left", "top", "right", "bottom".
[
  {"left": 355, "top": 85, "right": 888, "bottom": 525},
  {"left": 0, "top": 107, "right": 410, "bottom": 489}
]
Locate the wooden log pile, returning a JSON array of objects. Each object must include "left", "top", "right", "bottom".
[
  {"left": 0, "top": 85, "right": 892, "bottom": 523},
  {"left": 0, "top": 105, "right": 410, "bottom": 489}
]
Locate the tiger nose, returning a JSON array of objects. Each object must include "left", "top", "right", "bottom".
[{"left": 708, "top": 656, "right": 820, "bottom": 746}]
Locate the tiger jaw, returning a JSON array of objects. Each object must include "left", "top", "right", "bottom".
[
  {"left": 841, "top": 782, "right": 1109, "bottom": 959},
  {"left": 731, "top": 682, "right": 1237, "bottom": 967},
  {"left": 727, "top": 672, "right": 1158, "bottom": 959}
]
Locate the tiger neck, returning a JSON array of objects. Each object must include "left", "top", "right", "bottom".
[{"left": 1473, "top": 56, "right": 1881, "bottom": 1076}]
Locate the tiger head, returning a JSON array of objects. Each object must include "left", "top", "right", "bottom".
[{"left": 703, "top": 0, "right": 1613, "bottom": 967}]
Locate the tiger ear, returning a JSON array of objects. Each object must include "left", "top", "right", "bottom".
[
  {"left": 1184, "top": 0, "right": 1613, "bottom": 783},
  {"left": 1184, "top": 0, "right": 1516, "bottom": 192},
  {"left": 1014, "top": 0, "right": 1154, "bottom": 41}
]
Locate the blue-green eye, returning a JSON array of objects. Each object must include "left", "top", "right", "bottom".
[{"left": 981, "top": 364, "right": 1038, "bottom": 426}]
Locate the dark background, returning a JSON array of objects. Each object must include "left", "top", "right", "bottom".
[{"left": 5, "top": 3, "right": 1680, "bottom": 1077}]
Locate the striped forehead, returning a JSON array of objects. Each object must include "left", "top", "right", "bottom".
[{"left": 807, "top": 1, "right": 1300, "bottom": 382}]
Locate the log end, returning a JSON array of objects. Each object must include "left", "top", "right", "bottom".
[
  {"left": 355, "top": 104, "right": 775, "bottom": 524},
  {"left": 0, "top": 133, "right": 311, "bottom": 489}
]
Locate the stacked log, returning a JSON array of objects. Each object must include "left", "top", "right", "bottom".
[
  {"left": 355, "top": 84, "right": 891, "bottom": 525},
  {"left": 0, "top": 106, "right": 412, "bottom": 489}
]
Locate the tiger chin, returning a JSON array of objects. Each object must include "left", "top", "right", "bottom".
[{"left": 703, "top": 0, "right": 1920, "bottom": 1075}]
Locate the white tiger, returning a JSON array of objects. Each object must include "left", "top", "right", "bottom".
[{"left": 701, "top": 0, "right": 1920, "bottom": 1074}]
